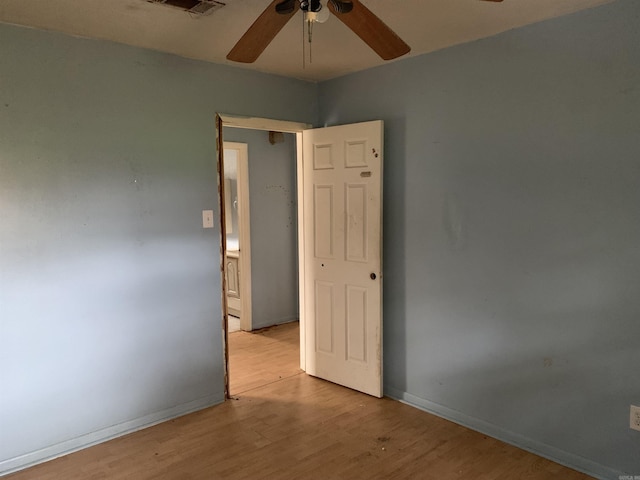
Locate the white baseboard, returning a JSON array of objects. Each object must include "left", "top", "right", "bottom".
[
  {"left": 384, "top": 386, "right": 622, "bottom": 480},
  {"left": 252, "top": 316, "right": 299, "bottom": 330},
  {"left": 0, "top": 393, "right": 224, "bottom": 476}
]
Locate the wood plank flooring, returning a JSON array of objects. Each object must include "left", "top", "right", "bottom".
[
  {"left": 228, "top": 321, "right": 302, "bottom": 396},
  {"left": 7, "top": 322, "right": 594, "bottom": 480}
]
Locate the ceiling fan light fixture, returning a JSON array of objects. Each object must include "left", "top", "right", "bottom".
[{"left": 306, "top": 1, "right": 330, "bottom": 23}]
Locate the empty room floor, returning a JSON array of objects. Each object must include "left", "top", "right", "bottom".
[{"left": 6, "top": 322, "right": 594, "bottom": 479}]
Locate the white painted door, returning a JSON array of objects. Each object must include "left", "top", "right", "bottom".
[{"left": 302, "top": 120, "right": 383, "bottom": 398}]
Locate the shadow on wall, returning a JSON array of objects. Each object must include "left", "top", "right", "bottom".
[{"left": 381, "top": 117, "right": 408, "bottom": 394}]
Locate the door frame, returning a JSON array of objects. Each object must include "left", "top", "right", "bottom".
[{"left": 216, "top": 114, "right": 311, "bottom": 398}]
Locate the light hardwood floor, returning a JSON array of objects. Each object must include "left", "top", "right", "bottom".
[
  {"left": 228, "top": 321, "right": 302, "bottom": 396},
  {"left": 7, "top": 322, "right": 593, "bottom": 480}
]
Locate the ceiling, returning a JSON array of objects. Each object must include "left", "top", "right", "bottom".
[{"left": 0, "top": 0, "right": 613, "bottom": 81}]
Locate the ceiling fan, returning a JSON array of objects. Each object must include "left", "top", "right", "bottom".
[{"left": 226, "top": 0, "right": 412, "bottom": 64}]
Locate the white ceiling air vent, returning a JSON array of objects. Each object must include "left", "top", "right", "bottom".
[{"left": 147, "top": 0, "right": 226, "bottom": 16}]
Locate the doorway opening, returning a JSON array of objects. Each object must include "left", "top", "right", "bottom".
[
  {"left": 217, "top": 115, "right": 310, "bottom": 398},
  {"left": 217, "top": 115, "right": 385, "bottom": 399}
]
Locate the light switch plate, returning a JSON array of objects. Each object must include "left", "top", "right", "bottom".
[
  {"left": 631, "top": 405, "right": 640, "bottom": 432},
  {"left": 202, "top": 210, "right": 214, "bottom": 229}
]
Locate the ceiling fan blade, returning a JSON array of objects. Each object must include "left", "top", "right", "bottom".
[
  {"left": 227, "top": 0, "right": 297, "bottom": 63},
  {"left": 327, "top": 0, "right": 410, "bottom": 61}
]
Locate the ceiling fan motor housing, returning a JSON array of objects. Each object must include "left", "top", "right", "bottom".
[
  {"left": 300, "top": 0, "right": 322, "bottom": 12},
  {"left": 276, "top": 0, "right": 353, "bottom": 15}
]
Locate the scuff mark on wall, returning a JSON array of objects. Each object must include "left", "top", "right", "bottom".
[
  {"left": 264, "top": 185, "right": 295, "bottom": 228},
  {"left": 265, "top": 184, "right": 290, "bottom": 195},
  {"left": 443, "top": 192, "right": 466, "bottom": 251}
]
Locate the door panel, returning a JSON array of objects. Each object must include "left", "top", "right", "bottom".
[
  {"left": 346, "top": 285, "right": 368, "bottom": 363},
  {"left": 302, "top": 120, "right": 383, "bottom": 398},
  {"left": 315, "top": 281, "right": 335, "bottom": 354},
  {"left": 346, "top": 183, "right": 368, "bottom": 262},
  {"left": 314, "top": 185, "right": 334, "bottom": 258}
]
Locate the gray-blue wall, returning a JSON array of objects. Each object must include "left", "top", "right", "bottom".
[
  {"left": 2, "top": 0, "right": 639, "bottom": 477},
  {"left": 223, "top": 128, "right": 299, "bottom": 330},
  {"left": 0, "top": 23, "right": 316, "bottom": 474},
  {"left": 319, "top": 0, "right": 640, "bottom": 477}
]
